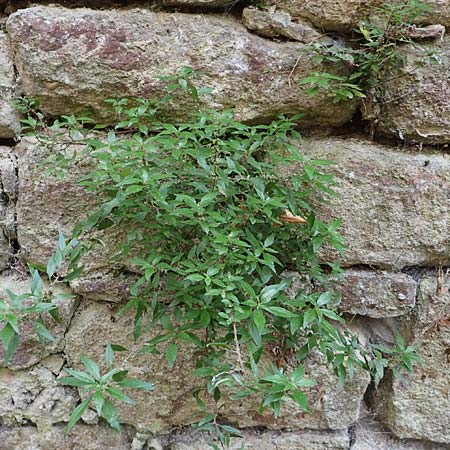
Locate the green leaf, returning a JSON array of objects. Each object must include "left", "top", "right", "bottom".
[
  {"left": 118, "top": 379, "right": 154, "bottom": 391},
  {"left": 64, "top": 368, "right": 96, "bottom": 385},
  {"left": 166, "top": 342, "right": 178, "bottom": 369},
  {"left": 80, "top": 356, "right": 101, "bottom": 381},
  {"left": 1, "top": 323, "right": 19, "bottom": 364},
  {"left": 65, "top": 393, "right": 95, "bottom": 435},
  {"left": 93, "top": 390, "right": 105, "bottom": 416},
  {"left": 252, "top": 309, "right": 266, "bottom": 332},
  {"left": 102, "top": 398, "right": 120, "bottom": 432},
  {"left": 32, "top": 321, "right": 56, "bottom": 343},
  {"left": 262, "top": 306, "right": 297, "bottom": 318},
  {"left": 106, "top": 387, "right": 134, "bottom": 404},
  {"left": 105, "top": 341, "right": 114, "bottom": 367},
  {"left": 58, "top": 376, "right": 91, "bottom": 387},
  {"left": 290, "top": 390, "right": 308, "bottom": 411}
]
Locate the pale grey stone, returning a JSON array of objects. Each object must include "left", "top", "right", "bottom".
[
  {"left": 0, "top": 273, "right": 78, "bottom": 369},
  {"left": 0, "top": 146, "right": 17, "bottom": 270},
  {"left": 65, "top": 300, "right": 369, "bottom": 433},
  {"left": 0, "top": 423, "right": 135, "bottom": 450},
  {"left": 0, "top": 32, "right": 19, "bottom": 138},
  {"left": 339, "top": 270, "right": 416, "bottom": 318},
  {"left": 299, "top": 137, "right": 450, "bottom": 269},
  {"left": 353, "top": 415, "right": 450, "bottom": 450},
  {"left": 373, "top": 275, "right": 450, "bottom": 444},
  {"left": 264, "top": 0, "right": 450, "bottom": 32},
  {"left": 6, "top": 6, "right": 356, "bottom": 127},
  {"left": 242, "top": 7, "right": 326, "bottom": 43},
  {"left": 364, "top": 35, "right": 450, "bottom": 144},
  {"left": 0, "top": 364, "right": 78, "bottom": 430},
  {"left": 166, "top": 428, "right": 350, "bottom": 449}
]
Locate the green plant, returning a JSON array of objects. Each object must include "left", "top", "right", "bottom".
[
  {"left": 58, "top": 343, "right": 153, "bottom": 434},
  {"left": 300, "top": 0, "right": 432, "bottom": 103},
  {"left": 18, "top": 67, "right": 422, "bottom": 446},
  {"left": 0, "top": 232, "right": 81, "bottom": 365},
  {"left": 369, "top": 335, "right": 424, "bottom": 386}
]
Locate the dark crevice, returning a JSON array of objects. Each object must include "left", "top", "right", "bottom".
[
  {"left": 401, "top": 265, "right": 450, "bottom": 283},
  {"left": 0, "top": 138, "right": 16, "bottom": 147},
  {"left": 347, "top": 424, "right": 357, "bottom": 449}
]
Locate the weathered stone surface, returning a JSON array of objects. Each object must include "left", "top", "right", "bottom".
[
  {"left": 365, "top": 35, "right": 450, "bottom": 144},
  {"left": 299, "top": 137, "right": 450, "bottom": 269},
  {"left": 0, "top": 423, "right": 135, "bottom": 450},
  {"left": 0, "top": 363, "right": 78, "bottom": 429},
  {"left": 0, "top": 32, "right": 20, "bottom": 138},
  {"left": 6, "top": 6, "right": 356, "bottom": 127},
  {"left": 166, "top": 428, "right": 350, "bottom": 449},
  {"left": 373, "top": 275, "right": 450, "bottom": 444},
  {"left": 65, "top": 300, "right": 369, "bottom": 433},
  {"left": 15, "top": 137, "right": 136, "bottom": 300},
  {"left": 352, "top": 416, "right": 450, "bottom": 450},
  {"left": 242, "top": 7, "right": 325, "bottom": 43},
  {"left": 0, "top": 147, "right": 16, "bottom": 270},
  {"left": 164, "top": 0, "right": 236, "bottom": 7},
  {"left": 264, "top": 0, "right": 450, "bottom": 32},
  {"left": 265, "top": 0, "right": 382, "bottom": 32},
  {"left": 0, "top": 273, "right": 77, "bottom": 369},
  {"left": 339, "top": 270, "right": 416, "bottom": 318}
]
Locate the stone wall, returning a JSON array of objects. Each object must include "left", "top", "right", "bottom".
[{"left": 0, "top": 1, "right": 449, "bottom": 449}]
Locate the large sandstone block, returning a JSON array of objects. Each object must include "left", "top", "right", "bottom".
[
  {"left": 263, "top": 0, "right": 450, "bottom": 33},
  {"left": 373, "top": 275, "right": 450, "bottom": 444},
  {"left": 6, "top": 6, "right": 356, "bottom": 127},
  {"left": 0, "top": 32, "right": 20, "bottom": 138},
  {"left": 65, "top": 301, "right": 369, "bottom": 433},
  {"left": 15, "top": 137, "right": 135, "bottom": 300},
  {"left": 300, "top": 137, "right": 450, "bottom": 269},
  {"left": 339, "top": 270, "right": 416, "bottom": 318},
  {"left": 0, "top": 424, "right": 135, "bottom": 450},
  {"left": 17, "top": 136, "right": 450, "bottom": 290},
  {"left": 0, "top": 273, "right": 78, "bottom": 369},
  {"left": 365, "top": 35, "right": 450, "bottom": 144},
  {"left": 167, "top": 429, "right": 350, "bottom": 450},
  {"left": 352, "top": 416, "right": 450, "bottom": 450}
]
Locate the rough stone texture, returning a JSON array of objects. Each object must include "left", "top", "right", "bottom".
[
  {"left": 373, "top": 275, "right": 450, "bottom": 444},
  {"left": 365, "top": 35, "right": 450, "bottom": 145},
  {"left": 0, "top": 146, "right": 16, "bottom": 270},
  {"left": 65, "top": 300, "right": 369, "bottom": 433},
  {"left": 0, "top": 273, "right": 78, "bottom": 370},
  {"left": 352, "top": 416, "right": 450, "bottom": 450},
  {"left": 6, "top": 6, "right": 356, "bottom": 127},
  {"left": 339, "top": 269, "right": 416, "bottom": 318},
  {"left": 265, "top": 0, "right": 383, "bottom": 32},
  {"left": 166, "top": 429, "right": 350, "bottom": 450},
  {"left": 0, "top": 424, "right": 135, "bottom": 450},
  {"left": 299, "top": 137, "right": 450, "bottom": 269},
  {"left": 0, "top": 362, "right": 78, "bottom": 430},
  {"left": 164, "top": 0, "right": 237, "bottom": 7},
  {"left": 264, "top": 0, "right": 450, "bottom": 33},
  {"left": 242, "top": 7, "right": 325, "bottom": 43},
  {"left": 15, "top": 137, "right": 136, "bottom": 300},
  {"left": 0, "top": 32, "right": 20, "bottom": 138}
]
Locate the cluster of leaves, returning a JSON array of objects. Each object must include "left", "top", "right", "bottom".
[
  {"left": 58, "top": 343, "right": 153, "bottom": 434},
  {"left": 0, "top": 232, "right": 78, "bottom": 365},
  {"left": 17, "top": 66, "right": 422, "bottom": 446},
  {"left": 300, "top": 0, "right": 432, "bottom": 102}
]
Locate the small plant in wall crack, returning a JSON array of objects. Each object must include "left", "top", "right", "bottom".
[
  {"left": 18, "top": 67, "right": 422, "bottom": 447},
  {"left": 300, "top": 0, "right": 436, "bottom": 104},
  {"left": 0, "top": 232, "right": 82, "bottom": 366},
  {"left": 58, "top": 343, "right": 153, "bottom": 434}
]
